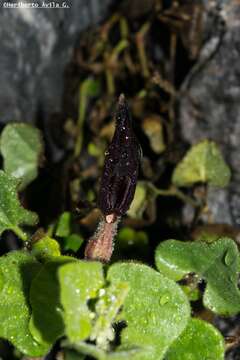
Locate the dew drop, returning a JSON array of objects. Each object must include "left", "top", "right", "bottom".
[
  {"left": 111, "top": 295, "right": 116, "bottom": 302},
  {"left": 105, "top": 150, "right": 110, "bottom": 156},
  {"left": 159, "top": 294, "right": 169, "bottom": 305},
  {"left": 99, "top": 288, "right": 106, "bottom": 297}
]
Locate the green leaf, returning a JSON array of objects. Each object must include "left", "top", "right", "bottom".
[
  {"left": 29, "top": 257, "right": 74, "bottom": 347},
  {"left": 66, "top": 341, "right": 143, "bottom": 360},
  {"left": 155, "top": 237, "right": 240, "bottom": 315},
  {"left": 107, "top": 263, "right": 190, "bottom": 360},
  {"left": 172, "top": 140, "right": 231, "bottom": 187},
  {"left": 75, "top": 78, "right": 101, "bottom": 156},
  {"left": 62, "top": 233, "right": 84, "bottom": 252},
  {"left": 64, "top": 349, "right": 86, "bottom": 360},
  {"left": 142, "top": 116, "right": 165, "bottom": 154},
  {"left": 31, "top": 236, "right": 61, "bottom": 261},
  {"left": 166, "top": 318, "right": 225, "bottom": 360},
  {"left": 127, "top": 182, "right": 147, "bottom": 219},
  {"left": 114, "top": 227, "right": 149, "bottom": 261},
  {"left": 56, "top": 211, "right": 71, "bottom": 237},
  {"left": 0, "top": 123, "right": 44, "bottom": 190},
  {"left": 59, "top": 261, "right": 104, "bottom": 343},
  {"left": 90, "top": 282, "right": 129, "bottom": 350},
  {"left": 117, "top": 228, "right": 148, "bottom": 248},
  {"left": 0, "top": 251, "right": 48, "bottom": 356},
  {"left": 0, "top": 170, "right": 38, "bottom": 240}
]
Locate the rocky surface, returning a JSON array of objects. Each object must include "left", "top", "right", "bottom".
[
  {"left": 0, "top": 0, "right": 111, "bottom": 124},
  {"left": 178, "top": 0, "right": 240, "bottom": 227}
]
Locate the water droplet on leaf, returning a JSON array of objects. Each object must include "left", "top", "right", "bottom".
[{"left": 160, "top": 294, "right": 169, "bottom": 305}]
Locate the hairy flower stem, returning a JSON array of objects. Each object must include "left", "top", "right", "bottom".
[{"left": 85, "top": 216, "right": 120, "bottom": 262}]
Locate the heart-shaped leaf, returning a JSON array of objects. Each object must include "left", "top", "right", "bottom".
[
  {"left": 155, "top": 237, "right": 240, "bottom": 315},
  {"left": 0, "top": 123, "right": 44, "bottom": 190},
  {"left": 0, "top": 170, "right": 38, "bottom": 240},
  {"left": 0, "top": 251, "right": 48, "bottom": 356},
  {"left": 165, "top": 318, "right": 225, "bottom": 360},
  {"left": 107, "top": 263, "right": 190, "bottom": 360},
  {"left": 172, "top": 140, "right": 230, "bottom": 187}
]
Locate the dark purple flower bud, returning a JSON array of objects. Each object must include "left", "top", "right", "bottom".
[{"left": 98, "top": 94, "right": 141, "bottom": 218}]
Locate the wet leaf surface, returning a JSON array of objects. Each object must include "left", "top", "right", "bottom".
[
  {"left": 31, "top": 235, "right": 61, "bottom": 261},
  {"left": 0, "top": 251, "right": 48, "bottom": 356},
  {"left": 155, "top": 237, "right": 240, "bottom": 315},
  {"left": 166, "top": 318, "right": 225, "bottom": 360},
  {"left": 107, "top": 262, "right": 190, "bottom": 360}
]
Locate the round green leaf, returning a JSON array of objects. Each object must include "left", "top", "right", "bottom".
[
  {"left": 0, "top": 123, "right": 44, "bottom": 190},
  {"left": 107, "top": 263, "right": 190, "bottom": 360},
  {"left": 172, "top": 140, "right": 231, "bottom": 187},
  {"left": 166, "top": 318, "right": 225, "bottom": 360},
  {"left": 155, "top": 237, "right": 240, "bottom": 315},
  {"left": 0, "top": 251, "right": 48, "bottom": 356}
]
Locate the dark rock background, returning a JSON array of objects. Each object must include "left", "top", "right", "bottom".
[
  {"left": 179, "top": 2, "right": 240, "bottom": 358},
  {"left": 0, "top": 0, "right": 111, "bottom": 124},
  {"left": 178, "top": 0, "right": 240, "bottom": 227}
]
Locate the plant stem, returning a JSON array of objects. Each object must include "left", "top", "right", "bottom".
[
  {"left": 12, "top": 226, "right": 27, "bottom": 241},
  {"left": 136, "top": 22, "right": 150, "bottom": 78},
  {"left": 148, "top": 184, "right": 200, "bottom": 207}
]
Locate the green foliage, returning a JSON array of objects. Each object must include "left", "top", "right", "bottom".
[
  {"left": 62, "top": 233, "right": 84, "bottom": 252},
  {"left": 31, "top": 235, "right": 61, "bottom": 261},
  {"left": 0, "top": 251, "right": 48, "bottom": 356},
  {"left": 155, "top": 237, "right": 240, "bottom": 315},
  {"left": 75, "top": 78, "right": 101, "bottom": 156},
  {"left": 56, "top": 211, "right": 71, "bottom": 237},
  {"left": 55, "top": 212, "right": 83, "bottom": 252},
  {"left": 59, "top": 261, "right": 104, "bottom": 343},
  {"left": 0, "top": 123, "right": 44, "bottom": 190},
  {"left": 0, "top": 170, "right": 38, "bottom": 240},
  {"left": 107, "top": 263, "right": 190, "bottom": 360},
  {"left": 90, "top": 282, "right": 129, "bottom": 349},
  {"left": 172, "top": 140, "right": 231, "bottom": 187},
  {"left": 166, "top": 318, "right": 225, "bottom": 360},
  {"left": 127, "top": 182, "right": 147, "bottom": 219},
  {"left": 117, "top": 227, "right": 148, "bottom": 248},
  {"left": 29, "top": 257, "right": 74, "bottom": 347},
  {"left": 0, "top": 123, "right": 237, "bottom": 360}
]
